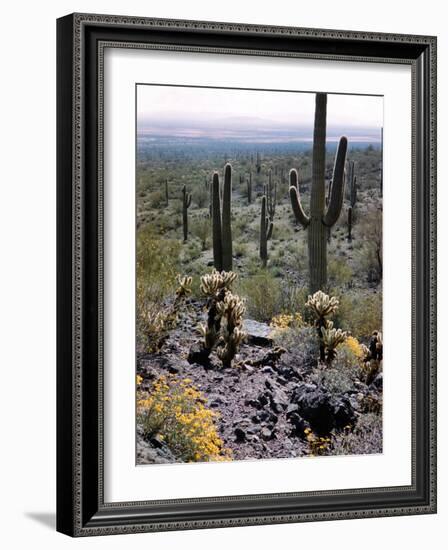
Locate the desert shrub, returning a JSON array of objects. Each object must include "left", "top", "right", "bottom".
[
  {"left": 278, "top": 284, "right": 310, "bottom": 320},
  {"left": 138, "top": 275, "right": 192, "bottom": 352},
  {"left": 328, "top": 258, "right": 353, "bottom": 287},
  {"left": 309, "top": 364, "right": 356, "bottom": 395},
  {"left": 192, "top": 216, "right": 210, "bottom": 251},
  {"left": 273, "top": 325, "right": 320, "bottom": 371},
  {"left": 136, "top": 228, "right": 181, "bottom": 346},
  {"left": 193, "top": 185, "right": 209, "bottom": 209},
  {"left": 332, "top": 336, "right": 365, "bottom": 371},
  {"left": 238, "top": 270, "right": 282, "bottom": 322},
  {"left": 154, "top": 211, "right": 179, "bottom": 235},
  {"left": 232, "top": 214, "right": 251, "bottom": 240},
  {"left": 333, "top": 291, "right": 382, "bottom": 342},
  {"left": 233, "top": 241, "right": 248, "bottom": 258},
  {"left": 137, "top": 300, "right": 171, "bottom": 352},
  {"left": 148, "top": 190, "right": 165, "bottom": 209},
  {"left": 182, "top": 240, "right": 202, "bottom": 262},
  {"left": 356, "top": 207, "right": 382, "bottom": 283},
  {"left": 331, "top": 413, "right": 382, "bottom": 456},
  {"left": 137, "top": 375, "right": 232, "bottom": 462},
  {"left": 137, "top": 227, "right": 181, "bottom": 303}
]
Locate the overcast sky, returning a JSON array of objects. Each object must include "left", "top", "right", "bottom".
[{"left": 137, "top": 84, "right": 383, "bottom": 141}]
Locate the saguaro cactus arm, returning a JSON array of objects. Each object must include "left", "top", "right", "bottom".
[
  {"left": 182, "top": 184, "right": 192, "bottom": 207},
  {"left": 289, "top": 169, "right": 310, "bottom": 227},
  {"left": 323, "top": 135, "right": 348, "bottom": 227},
  {"left": 266, "top": 169, "right": 277, "bottom": 220},
  {"left": 266, "top": 220, "right": 274, "bottom": 240}
]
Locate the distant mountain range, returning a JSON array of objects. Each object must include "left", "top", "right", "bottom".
[{"left": 137, "top": 116, "right": 381, "bottom": 144}]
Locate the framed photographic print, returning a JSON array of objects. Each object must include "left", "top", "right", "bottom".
[{"left": 56, "top": 13, "right": 437, "bottom": 537}]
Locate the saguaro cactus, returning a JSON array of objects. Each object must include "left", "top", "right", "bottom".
[
  {"left": 247, "top": 171, "right": 252, "bottom": 204},
  {"left": 347, "top": 206, "right": 353, "bottom": 242},
  {"left": 346, "top": 160, "right": 357, "bottom": 207},
  {"left": 289, "top": 93, "right": 348, "bottom": 292},
  {"left": 265, "top": 169, "right": 277, "bottom": 220},
  {"left": 212, "top": 164, "right": 233, "bottom": 271},
  {"left": 256, "top": 151, "right": 261, "bottom": 174},
  {"left": 260, "top": 195, "right": 274, "bottom": 267},
  {"left": 181, "top": 184, "right": 192, "bottom": 242}
]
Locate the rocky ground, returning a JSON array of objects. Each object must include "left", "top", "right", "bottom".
[{"left": 136, "top": 298, "right": 382, "bottom": 464}]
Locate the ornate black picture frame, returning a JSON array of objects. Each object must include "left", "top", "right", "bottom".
[{"left": 56, "top": 13, "right": 437, "bottom": 537}]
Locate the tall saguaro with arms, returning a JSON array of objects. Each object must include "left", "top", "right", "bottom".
[{"left": 289, "top": 93, "right": 348, "bottom": 292}]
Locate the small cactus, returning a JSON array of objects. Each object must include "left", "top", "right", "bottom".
[
  {"left": 198, "top": 270, "right": 244, "bottom": 367},
  {"left": 306, "top": 290, "right": 340, "bottom": 362},
  {"left": 216, "top": 292, "right": 246, "bottom": 368},
  {"left": 305, "top": 290, "right": 339, "bottom": 320},
  {"left": 175, "top": 274, "right": 192, "bottom": 300},
  {"left": 211, "top": 164, "right": 233, "bottom": 271},
  {"left": 259, "top": 195, "right": 274, "bottom": 267},
  {"left": 181, "top": 184, "right": 192, "bottom": 242},
  {"left": 199, "top": 270, "right": 236, "bottom": 352},
  {"left": 321, "top": 321, "right": 347, "bottom": 365}
]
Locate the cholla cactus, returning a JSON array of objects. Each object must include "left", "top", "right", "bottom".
[
  {"left": 360, "top": 331, "right": 383, "bottom": 383},
  {"left": 216, "top": 292, "right": 246, "bottom": 368},
  {"left": 372, "top": 331, "right": 383, "bottom": 360},
  {"left": 305, "top": 290, "right": 339, "bottom": 320},
  {"left": 321, "top": 322, "right": 347, "bottom": 365},
  {"left": 200, "top": 270, "right": 237, "bottom": 298},
  {"left": 216, "top": 292, "right": 245, "bottom": 328},
  {"left": 175, "top": 275, "right": 192, "bottom": 299},
  {"left": 199, "top": 270, "right": 238, "bottom": 352},
  {"left": 306, "top": 290, "right": 340, "bottom": 362}
]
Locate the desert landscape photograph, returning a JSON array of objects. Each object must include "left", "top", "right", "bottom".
[{"left": 135, "top": 85, "right": 383, "bottom": 465}]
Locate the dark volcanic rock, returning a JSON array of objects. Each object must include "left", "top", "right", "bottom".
[
  {"left": 288, "top": 412, "right": 311, "bottom": 438},
  {"left": 234, "top": 427, "right": 247, "bottom": 442},
  {"left": 372, "top": 372, "right": 383, "bottom": 390},
  {"left": 245, "top": 397, "right": 262, "bottom": 409},
  {"left": 292, "top": 385, "right": 356, "bottom": 434},
  {"left": 187, "top": 343, "right": 211, "bottom": 366}
]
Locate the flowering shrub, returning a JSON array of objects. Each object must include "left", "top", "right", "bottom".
[
  {"left": 137, "top": 374, "right": 232, "bottom": 462},
  {"left": 342, "top": 336, "right": 365, "bottom": 361},
  {"left": 270, "top": 312, "right": 303, "bottom": 330},
  {"left": 304, "top": 428, "right": 331, "bottom": 456}
]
